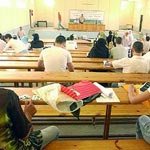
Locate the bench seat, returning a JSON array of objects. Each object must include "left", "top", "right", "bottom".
[
  {"left": 44, "top": 139, "right": 150, "bottom": 150},
  {"left": 22, "top": 104, "right": 150, "bottom": 117}
]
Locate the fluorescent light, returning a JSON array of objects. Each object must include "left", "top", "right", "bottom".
[{"left": 44, "top": 0, "right": 54, "bottom": 7}]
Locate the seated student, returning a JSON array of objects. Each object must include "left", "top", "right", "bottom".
[
  {"left": 88, "top": 38, "right": 109, "bottom": 58},
  {"left": 66, "top": 34, "right": 77, "bottom": 50},
  {"left": 110, "top": 37, "right": 128, "bottom": 59},
  {"left": 128, "top": 84, "right": 150, "bottom": 144},
  {"left": 30, "top": 33, "right": 44, "bottom": 50},
  {"left": 38, "top": 35, "right": 74, "bottom": 72},
  {"left": 110, "top": 41, "right": 150, "bottom": 73},
  {"left": 0, "top": 33, "right": 6, "bottom": 51},
  {"left": 3, "top": 34, "right": 28, "bottom": 53},
  {"left": 21, "top": 36, "right": 31, "bottom": 50},
  {"left": 0, "top": 88, "right": 59, "bottom": 149}
]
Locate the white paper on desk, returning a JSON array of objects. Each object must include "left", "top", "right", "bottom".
[
  {"left": 96, "top": 88, "right": 120, "bottom": 103},
  {"left": 32, "top": 84, "right": 83, "bottom": 112},
  {"left": 93, "top": 82, "right": 113, "bottom": 97}
]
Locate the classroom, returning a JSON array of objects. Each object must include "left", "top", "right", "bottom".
[{"left": 0, "top": 0, "right": 150, "bottom": 150}]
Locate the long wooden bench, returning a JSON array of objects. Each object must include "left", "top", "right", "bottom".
[
  {"left": 43, "top": 139, "right": 150, "bottom": 150},
  {"left": 24, "top": 104, "right": 149, "bottom": 117},
  {"left": 0, "top": 56, "right": 113, "bottom": 63},
  {"left": 0, "top": 71, "right": 149, "bottom": 84},
  {"left": 0, "top": 61, "right": 114, "bottom": 71}
]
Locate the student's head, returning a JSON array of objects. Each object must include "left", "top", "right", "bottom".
[
  {"left": 146, "top": 36, "right": 150, "bottom": 41},
  {"left": 4, "top": 34, "right": 12, "bottom": 43},
  {"left": 32, "top": 33, "right": 39, "bottom": 41},
  {"left": 116, "top": 37, "right": 122, "bottom": 45},
  {"left": 12, "top": 35, "right": 17, "bottom": 40},
  {"left": 132, "top": 41, "right": 143, "bottom": 53},
  {"left": 109, "top": 30, "right": 112, "bottom": 35},
  {"left": 55, "top": 35, "right": 66, "bottom": 47}
]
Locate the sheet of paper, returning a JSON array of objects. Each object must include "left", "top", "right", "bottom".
[{"left": 96, "top": 88, "right": 120, "bottom": 103}]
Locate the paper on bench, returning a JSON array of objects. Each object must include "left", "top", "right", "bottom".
[
  {"left": 96, "top": 88, "right": 120, "bottom": 103},
  {"left": 94, "top": 82, "right": 112, "bottom": 97},
  {"left": 32, "top": 84, "right": 83, "bottom": 112}
]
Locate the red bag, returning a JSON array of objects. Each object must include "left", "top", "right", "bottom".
[{"left": 61, "top": 80, "right": 101, "bottom": 100}]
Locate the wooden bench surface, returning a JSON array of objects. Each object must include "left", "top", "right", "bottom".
[
  {"left": 21, "top": 104, "right": 150, "bottom": 117},
  {"left": 0, "top": 61, "right": 113, "bottom": 71},
  {"left": 0, "top": 56, "right": 113, "bottom": 63},
  {"left": 1, "top": 52, "right": 87, "bottom": 58},
  {"left": 0, "top": 71, "right": 149, "bottom": 83},
  {"left": 8, "top": 87, "right": 150, "bottom": 117},
  {"left": 11, "top": 87, "right": 129, "bottom": 105},
  {"left": 44, "top": 139, "right": 150, "bottom": 150}
]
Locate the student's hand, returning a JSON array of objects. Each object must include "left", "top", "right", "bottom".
[
  {"left": 128, "top": 84, "right": 136, "bottom": 96},
  {"left": 24, "top": 100, "right": 37, "bottom": 121}
]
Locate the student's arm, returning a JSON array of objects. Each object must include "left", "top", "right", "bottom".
[
  {"left": 3, "top": 42, "right": 10, "bottom": 52},
  {"left": 23, "top": 100, "right": 37, "bottom": 140},
  {"left": 67, "top": 52, "right": 74, "bottom": 72},
  {"left": 67, "top": 62, "right": 74, "bottom": 72},
  {"left": 128, "top": 84, "right": 150, "bottom": 104},
  {"left": 38, "top": 59, "right": 44, "bottom": 68},
  {"left": 38, "top": 52, "right": 44, "bottom": 68}
]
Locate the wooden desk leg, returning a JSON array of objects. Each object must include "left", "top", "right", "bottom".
[{"left": 103, "top": 104, "right": 112, "bottom": 139}]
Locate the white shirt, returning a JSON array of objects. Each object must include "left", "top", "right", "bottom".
[
  {"left": 66, "top": 41, "right": 77, "bottom": 50},
  {"left": 110, "top": 44, "right": 128, "bottom": 59},
  {"left": 3, "top": 39, "right": 26, "bottom": 53},
  {"left": 39, "top": 46, "right": 72, "bottom": 72},
  {"left": 0, "top": 39, "right": 6, "bottom": 50},
  {"left": 112, "top": 56, "right": 150, "bottom": 73},
  {"left": 143, "top": 52, "right": 150, "bottom": 60}
]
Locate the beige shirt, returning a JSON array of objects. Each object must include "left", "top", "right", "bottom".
[
  {"left": 3, "top": 39, "right": 26, "bottom": 53},
  {"left": 39, "top": 46, "right": 72, "bottom": 72},
  {"left": 112, "top": 56, "right": 150, "bottom": 73},
  {"left": 110, "top": 45, "right": 128, "bottom": 59}
]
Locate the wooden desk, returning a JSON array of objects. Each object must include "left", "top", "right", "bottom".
[
  {"left": 0, "top": 61, "right": 113, "bottom": 71},
  {"left": 0, "top": 71, "right": 149, "bottom": 84},
  {"left": 0, "top": 56, "right": 113, "bottom": 63},
  {"left": 68, "top": 23, "right": 105, "bottom": 31},
  {"left": 36, "top": 39, "right": 92, "bottom": 46},
  {"left": 0, "top": 53, "right": 39, "bottom": 57}
]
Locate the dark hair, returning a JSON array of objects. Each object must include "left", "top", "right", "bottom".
[
  {"left": 4, "top": 34, "right": 12, "bottom": 39},
  {"left": 146, "top": 36, "right": 150, "bottom": 41},
  {"left": 116, "top": 37, "right": 122, "bottom": 44},
  {"left": 109, "top": 31, "right": 112, "bottom": 35},
  {"left": 132, "top": 41, "right": 143, "bottom": 53},
  {"left": 32, "top": 33, "right": 39, "bottom": 41},
  {"left": 55, "top": 35, "right": 66, "bottom": 44},
  {"left": 12, "top": 35, "right": 17, "bottom": 39}
]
